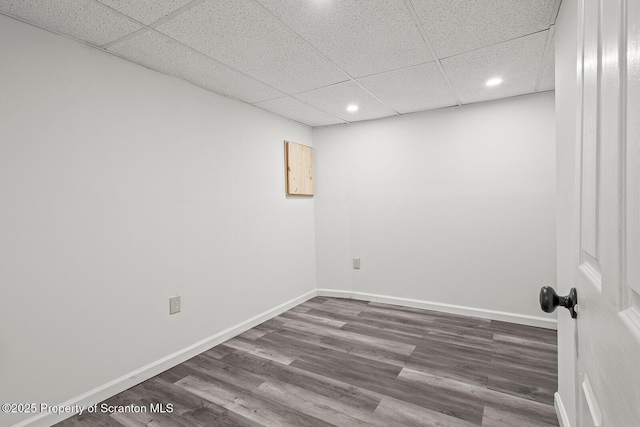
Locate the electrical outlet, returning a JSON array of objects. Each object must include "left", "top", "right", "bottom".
[
  {"left": 353, "top": 258, "right": 360, "bottom": 269},
  {"left": 169, "top": 296, "right": 181, "bottom": 315}
]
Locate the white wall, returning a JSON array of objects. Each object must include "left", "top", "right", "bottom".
[
  {"left": 0, "top": 15, "right": 315, "bottom": 426},
  {"left": 555, "top": 0, "right": 578, "bottom": 424},
  {"left": 314, "top": 92, "right": 556, "bottom": 319}
]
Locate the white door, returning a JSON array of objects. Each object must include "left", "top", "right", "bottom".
[{"left": 571, "top": 0, "right": 640, "bottom": 425}]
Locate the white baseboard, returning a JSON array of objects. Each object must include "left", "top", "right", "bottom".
[
  {"left": 15, "top": 287, "right": 556, "bottom": 426},
  {"left": 555, "top": 391, "right": 571, "bottom": 427},
  {"left": 14, "top": 289, "right": 317, "bottom": 427},
  {"left": 316, "top": 289, "right": 557, "bottom": 330}
]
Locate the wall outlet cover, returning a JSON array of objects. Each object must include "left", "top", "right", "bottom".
[
  {"left": 170, "top": 296, "right": 181, "bottom": 315},
  {"left": 353, "top": 258, "right": 360, "bottom": 269}
]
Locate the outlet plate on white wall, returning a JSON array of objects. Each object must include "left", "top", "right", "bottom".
[
  {"left": 169, "top": 296, "right": 181, "bottom": 315},
  {"left": 353, "top": 258, "right": 360, "bottom": 269}
]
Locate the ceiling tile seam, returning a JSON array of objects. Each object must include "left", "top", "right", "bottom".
[
  {"left": 460, "top": 91, "right": 548, "bottom": 109},
  {"left": 249, "top": 94, "right": 289, "bottom": 104},
  {"left": 284, "top": 79, "right": 402, "bottom": 123},
  {"left": 287, "top": 95, "right": 354, "bottom": 124},
  {"left": 0, "top": 4, "right": 143, "bottom": 48},
  {"left": 551, "top": 0, "right": 563, "bottom": 25},
  {"left": 99, "top": 0, "right": 353, "bottom": 107},
  {"left": 96, "top": 0, "right": 207, "bottom": 48},
  {"left": 0, "top": 10, "right": 283, "bottom": 108},
  {"left": 3, "top": 0, "right": 336, "bottom": 122},
  {"left": 143, "top": 0, "right": 356, "bottom": 102},
  {"left": 102, "top": 27, "right": 148, "bottom": 49},
  {"left": 535, "top": 26, "right": 555, "bottom": 92},
  {"left": 288, "top": 79, "right": 359, "bottom": 97},
  {"left": 147, "top": 0, "right": 207, "bottom": 29},
  {"left": 141, "top": 63, "right": 273, "bottom": 104},
  {"left": 0, "top": 11, "right": 273, "bottom": 107},
  {"left": 435, "top": 28, "right": 553, "bottom": 61},
  {"left": 95, "top": 0, "right": 207, "bottom": 46},
  {"left": 0, "top": 10, "right": 144, "bottom": 57},
  {"left": 350, "top": 61, "right": 437, "bottom": 80},
  {"left": 248, "top": 0, "right": 402, "bottom": 117},
  {"left": 249, "top": 91, "right": 351, "bottom": 125},
  {"left": 254, "top": 102, "right": 347, "bottom": 128},
  {"left": 133, "top": 28, "right": 290, "bottom": 97},
  {"left": 103, "top": 24, "right": 294, "bottom": 103},
  {"left": 252, "top": 106, "right": 313, "bottom": 128},
  {"left": 402, "top": 0, "right": 462, "bottom": 107},
  {"left": 0, "top": 5, "right": 339, "bottom": 126},
  {"left": 345, "top": 79, "right": 401, "bottom": 117},
  {"left": 96, "top": 36, "right": 281, "bottom": 104},
  {"left": 100, "top": 0, "right": 399, "bottom": 118},
  {"left": 87, "top": 0, "right": 155, "bottom": 46}
]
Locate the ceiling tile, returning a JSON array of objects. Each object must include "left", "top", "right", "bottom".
[
  {"left": 442, "top": 31, "right": 548, "bottom": 104},
  {"left": 0, "top": 0, "right": 141, "bottom": 46},
  {"left": 411, "top": 0, "right": 556, "bottom": 58},
  {"left": 96, "top": 0, "right": 192, "bottom": 25},
  {"left": 295, "top": 81, "right": 397, "bottom": 122},
  {"left": 357, "top": 62, "right": 457, "bottom": 114},
  {"left": 255, "top": 0, "right": 432, "bottom": 78},
  {"left": 254, "top": 97, "right": 346, "bottom": 127},
  {"left": 108, "top": 30, "right": 284, "bottom": 103},
  {"left": 539, "top": 35, "right": 555, "bottom": 92},
  {"left": 155, "top": 0, "right": 348, "bottom": 94}
]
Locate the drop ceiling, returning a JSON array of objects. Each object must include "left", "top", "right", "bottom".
[{"left": 0, "top": 0, "right": 559, "bottom": 127}]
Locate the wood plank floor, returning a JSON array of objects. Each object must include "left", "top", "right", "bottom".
[{"left": 57, "top": 297, "right": 559, "bottom": 427}]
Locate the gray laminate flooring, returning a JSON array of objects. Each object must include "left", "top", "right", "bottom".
[{"left": 57, "top": 297, "right": 559, "bottom": 426}]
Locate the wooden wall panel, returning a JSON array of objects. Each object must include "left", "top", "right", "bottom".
[{"left": 285, "top": 141, "right": 314, "bottom": 196}]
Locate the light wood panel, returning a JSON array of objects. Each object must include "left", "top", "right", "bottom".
[
  {"left": 285, "top": 141, "right": 314, "bottom": 196},
  {"left": 57, "top": 297, "right": 558, "bottom": 427}
]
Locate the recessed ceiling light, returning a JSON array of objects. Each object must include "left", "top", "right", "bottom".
[
  {"left": 486, "top": 78, "right": 503, "bottom": 87},
  {"left": 346, "top": 104, "right": 359, "bottom": 112}
]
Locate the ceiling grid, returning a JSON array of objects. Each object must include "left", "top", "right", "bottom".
[
  {"left": 402, "top": 0, "right": 462, "bottom": 107},
  {"left": 249, "top": 0, "right": 403, "bottom": 121},
  {"left": 0, "top": 0, "right": 558, "bottom": 127}
]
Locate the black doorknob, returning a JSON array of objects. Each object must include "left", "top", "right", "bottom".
[{"left": 539, "top": 286, "right": 578, "bottom": 319}]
